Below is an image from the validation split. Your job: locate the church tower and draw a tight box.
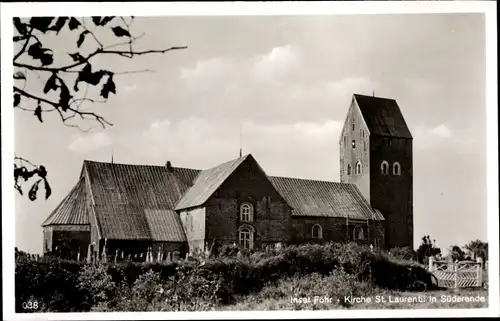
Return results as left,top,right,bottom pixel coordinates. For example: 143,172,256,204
339,94,413,249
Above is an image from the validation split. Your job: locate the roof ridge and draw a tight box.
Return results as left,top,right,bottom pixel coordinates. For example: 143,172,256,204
270,175,352,185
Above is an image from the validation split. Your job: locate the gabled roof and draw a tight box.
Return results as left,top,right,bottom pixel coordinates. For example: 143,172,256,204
269,176,384,220
354,94,412,139
83,161,198,241
42,177,89,226
175,155,249,211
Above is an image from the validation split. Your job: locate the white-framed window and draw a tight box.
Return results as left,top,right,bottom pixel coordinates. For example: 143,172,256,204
353,226,365,240
381,161,389,175
347,164,352,175
240,203,254,222
393,162,401,176
355,161,362,175
312,224,323,239
239,225,254,250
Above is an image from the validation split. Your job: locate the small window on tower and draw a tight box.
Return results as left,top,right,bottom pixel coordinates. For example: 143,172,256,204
393,162,401,176
347,164,352,175
355,161,362,175
381,161,389,175
352,118,355,131
352,140,356,149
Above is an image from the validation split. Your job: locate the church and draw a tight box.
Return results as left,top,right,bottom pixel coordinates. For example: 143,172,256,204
41,94,414,261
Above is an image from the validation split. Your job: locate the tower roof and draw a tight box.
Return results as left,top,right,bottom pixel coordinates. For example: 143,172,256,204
354,94,412,139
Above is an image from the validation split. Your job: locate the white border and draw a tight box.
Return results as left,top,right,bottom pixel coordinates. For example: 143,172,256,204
1,1,498,320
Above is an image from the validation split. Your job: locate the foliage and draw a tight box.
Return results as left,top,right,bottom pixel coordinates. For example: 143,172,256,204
388,246,417,261
14,242,449,312
448,245,466,262
415,235,441,265
464,239,488,262
12,16,187,200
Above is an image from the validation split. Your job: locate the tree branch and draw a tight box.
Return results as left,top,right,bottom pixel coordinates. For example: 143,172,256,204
14,27,34,61
100,46,188,58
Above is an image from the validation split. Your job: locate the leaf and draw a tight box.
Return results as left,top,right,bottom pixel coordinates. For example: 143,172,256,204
44,178,52,200
34,101,43,123
77,30,89,48
15,185,23,196
28,179,43,201
59,82,71,112
111,26,130,37
28,42,43,59
13,17,27,35
43,73,58,94
14,94,21,107
68,52,86,63
100,74,116,99
40,53,54,66
99,16,115,26
68,17,81,30
14,71,26,80
87,70,106,86
29,17,54,33
50,17,68,34
92,16,101,25
13,36,24,42
37,165,47,178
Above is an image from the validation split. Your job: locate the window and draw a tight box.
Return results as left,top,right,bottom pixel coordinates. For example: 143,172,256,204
347,164,352,175
393,162,401,176
352,140,356,149
343,135,347,146
172,251,180,262
353,226,365,240
240,203,253,222
312,224,323,239
352,116,355,131
355,161,362,175
381,161,389,175
239,226,254,250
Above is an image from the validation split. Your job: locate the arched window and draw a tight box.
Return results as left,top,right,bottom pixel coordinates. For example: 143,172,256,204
239,226,254,250
312,224,323,239
353,226,365,240
355,161,362,175
393,162,401,176
347,164,352,175
240,203,253,222
381,161,389,175
352,140,356,149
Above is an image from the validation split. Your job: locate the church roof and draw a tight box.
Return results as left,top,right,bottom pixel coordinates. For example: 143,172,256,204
175,155,248,211
42,177,89,226
269,176,384,220
354,94,412,139
44,155,384,241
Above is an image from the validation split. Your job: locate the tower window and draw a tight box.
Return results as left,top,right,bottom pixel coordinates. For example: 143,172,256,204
343,135,347,146
312,224,323,239
393,162,401,176
381,161,389,175
355,161,362,175
352,140,356,149
347,164,352,175
352,117,355,131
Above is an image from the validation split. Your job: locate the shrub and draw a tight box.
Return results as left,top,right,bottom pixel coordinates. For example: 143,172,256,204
77,263,117,309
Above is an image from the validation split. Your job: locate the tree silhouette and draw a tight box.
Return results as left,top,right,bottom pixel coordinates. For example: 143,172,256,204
415,235,441,264
13,16,187,201
448,245,466,262
464,239,488,262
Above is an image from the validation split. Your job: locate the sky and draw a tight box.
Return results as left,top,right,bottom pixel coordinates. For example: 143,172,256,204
13,13,487,254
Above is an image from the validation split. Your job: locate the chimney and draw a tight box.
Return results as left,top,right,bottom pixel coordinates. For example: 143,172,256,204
166,161,172,172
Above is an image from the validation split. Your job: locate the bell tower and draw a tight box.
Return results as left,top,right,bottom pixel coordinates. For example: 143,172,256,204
339,94,413,249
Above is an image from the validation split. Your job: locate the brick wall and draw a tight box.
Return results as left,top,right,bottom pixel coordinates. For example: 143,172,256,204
370,136,413,249
205,156,292,249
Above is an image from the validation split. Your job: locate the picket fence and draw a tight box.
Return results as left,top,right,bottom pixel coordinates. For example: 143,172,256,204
428,257,484,289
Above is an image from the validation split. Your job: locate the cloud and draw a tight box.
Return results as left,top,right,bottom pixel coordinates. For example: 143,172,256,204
137,117,342,180
430,124,452,138
251,45,300,82
68,132,112,154
179,57,235,91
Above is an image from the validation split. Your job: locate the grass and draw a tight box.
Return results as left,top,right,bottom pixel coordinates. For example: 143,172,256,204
219,272,489,311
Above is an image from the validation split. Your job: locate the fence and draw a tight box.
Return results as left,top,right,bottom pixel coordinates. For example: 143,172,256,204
428,257,484,289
